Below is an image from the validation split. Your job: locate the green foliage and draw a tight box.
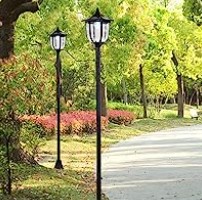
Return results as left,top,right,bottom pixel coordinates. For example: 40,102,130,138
62,63,94,111
183,0,202,26
160,109,178,118
0,117,21,195
0,146,7,194
144,8,177,98
8,0,202,120
108,101,142,118
20,122,45,160
112,15,137,44
0,134,14,195
147,107,159,119
0,55,55,116
168,11,202,78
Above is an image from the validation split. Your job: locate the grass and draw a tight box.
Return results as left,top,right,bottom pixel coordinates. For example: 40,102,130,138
0,165,95,200
1,116,202,199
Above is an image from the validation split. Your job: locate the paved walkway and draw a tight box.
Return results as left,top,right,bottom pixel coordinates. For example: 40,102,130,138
102,125,202,200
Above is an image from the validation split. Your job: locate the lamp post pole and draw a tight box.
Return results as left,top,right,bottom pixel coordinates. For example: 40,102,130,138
50,27,66,170
54,50,63,169
83,9,112,200
95,44,101,200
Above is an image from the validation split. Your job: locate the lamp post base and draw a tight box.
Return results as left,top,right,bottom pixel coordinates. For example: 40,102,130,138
54,159,63,169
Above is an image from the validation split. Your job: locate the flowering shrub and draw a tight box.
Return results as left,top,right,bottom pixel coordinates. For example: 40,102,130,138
108,110,135,125
20,109,135,136
20,111,108,135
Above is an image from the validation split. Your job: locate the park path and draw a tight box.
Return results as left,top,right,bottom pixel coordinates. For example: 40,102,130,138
102,125,202,200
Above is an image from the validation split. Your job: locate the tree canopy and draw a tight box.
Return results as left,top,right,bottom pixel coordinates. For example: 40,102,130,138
183,0,202,26
1,0,202,117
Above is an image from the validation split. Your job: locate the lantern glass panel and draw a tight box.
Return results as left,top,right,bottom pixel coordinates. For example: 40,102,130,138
60,36,66,49
101,23,109,43
50,37,54,49
89,23,95,42
93,22,101,43
86,23,92,43
51,35,61,50
87,22,102,43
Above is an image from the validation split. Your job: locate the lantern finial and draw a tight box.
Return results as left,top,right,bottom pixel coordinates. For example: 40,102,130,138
95,8,101,17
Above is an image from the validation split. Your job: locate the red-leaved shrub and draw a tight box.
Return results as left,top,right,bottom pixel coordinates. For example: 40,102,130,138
108,110,135,125
20,109,135,136
20,111,108,135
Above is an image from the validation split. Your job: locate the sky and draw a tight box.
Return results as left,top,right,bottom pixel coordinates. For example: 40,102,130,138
168,0,184,10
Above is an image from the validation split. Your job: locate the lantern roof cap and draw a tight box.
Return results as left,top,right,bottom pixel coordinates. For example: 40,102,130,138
50,27,67,37
84,8,112,23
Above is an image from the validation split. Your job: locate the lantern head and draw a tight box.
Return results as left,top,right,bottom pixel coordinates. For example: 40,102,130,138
84,8,112,46
50,28,66,51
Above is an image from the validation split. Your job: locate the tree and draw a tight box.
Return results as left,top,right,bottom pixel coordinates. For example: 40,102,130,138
0,55,55,162
182,0,202,106
141,7,177,114
183,0,202,26
169,10,202,116
0,0,43,59
105,0,152,112
139,64,147,118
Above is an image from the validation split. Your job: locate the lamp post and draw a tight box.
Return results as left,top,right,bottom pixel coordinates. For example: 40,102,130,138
50,27,66,169
84,8,112,200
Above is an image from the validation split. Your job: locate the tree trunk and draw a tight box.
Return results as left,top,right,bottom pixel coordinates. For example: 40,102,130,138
155,96,161,113
0,137,37,164
189,90,195,105
184,85,188,104
172,97,176,104
163,0,169,7
177,74,184,118
196,88,199,108
100,82,107,117
0,116,37,164
163,96,169,108
0,0,43,59
0,23,14,59
122,79,128,104
139,64,147,118
171,51,184,118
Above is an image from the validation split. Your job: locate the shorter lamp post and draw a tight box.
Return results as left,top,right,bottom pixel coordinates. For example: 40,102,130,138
50,27,66,169
84,8,112,200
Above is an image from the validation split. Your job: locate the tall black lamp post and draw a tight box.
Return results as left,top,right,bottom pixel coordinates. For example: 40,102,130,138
50,27,66,169
84,8,112,200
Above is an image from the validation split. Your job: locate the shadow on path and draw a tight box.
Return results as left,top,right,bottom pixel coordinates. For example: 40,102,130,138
102,125,202,200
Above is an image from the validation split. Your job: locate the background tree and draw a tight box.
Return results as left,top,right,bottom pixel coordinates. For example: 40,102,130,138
169,10,202,116
0,55,54,162
0,0,43,59
183,0,202,26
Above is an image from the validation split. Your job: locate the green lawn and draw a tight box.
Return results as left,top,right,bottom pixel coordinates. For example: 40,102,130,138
1,117,202,199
